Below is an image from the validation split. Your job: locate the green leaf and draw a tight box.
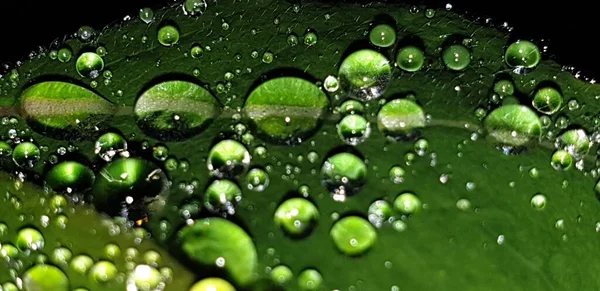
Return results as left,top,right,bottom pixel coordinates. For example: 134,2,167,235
1,1,600,291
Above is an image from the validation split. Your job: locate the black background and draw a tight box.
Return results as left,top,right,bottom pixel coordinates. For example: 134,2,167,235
0,0,595,76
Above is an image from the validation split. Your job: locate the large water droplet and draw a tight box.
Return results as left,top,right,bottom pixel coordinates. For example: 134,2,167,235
321,152,367,201
484,104,542,148
45,161,95,193
207,139,251,178
377,99,425,140
22,265,69,291
338,49,392,101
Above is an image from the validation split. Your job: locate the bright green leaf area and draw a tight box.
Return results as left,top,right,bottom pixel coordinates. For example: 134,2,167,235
1,0,600,291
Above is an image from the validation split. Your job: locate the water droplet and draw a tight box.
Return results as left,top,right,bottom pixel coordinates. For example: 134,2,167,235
51,247,73,265
207,140,251,178
16,227,45,251
425,8,436,18
95,132,128,161
297,269,323,291
245,168,269,192
243,77,329,144
270,264,293,285
303,31,318,46
368,200,393,228
22,265,69,291
484,104,542,148
135,80,221,141
388,165,405,184
505,40,541,70
57,47,72,62
90,261,118,283
183,0,208,16
262,51,274,64
338,49,392,101
76,52,104,78
157,25,180,46
493,79,515,96
139,8,155,23
551,150,573,170
337,114,371,145
369,24,396,48
103,244,121,259
77,25,96,42
45,161,95,193
12,142,40,168
442,44,471,71
414,138,429,156
532,87,562,115
393,192,422,214
323,75,339,92
204,179,242,216
531,194,547,210
274,198,319,237
396,46,425,72
556,129,590,159
377,99,426,140
127,264,163,291
287,33,299,46
321,152,367,201
330,216,376,256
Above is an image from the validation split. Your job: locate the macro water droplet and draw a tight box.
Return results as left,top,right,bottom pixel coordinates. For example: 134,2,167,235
321,152,367,201
532,87,562,115
531,194,547,210
274,198,319,238
339,100,364,115
135,80,221,141
493,79,515,96
77,25,95,43
51,247,73,265
207,139,251,178
76,52,104,78
157,25,180,47
95,132,128,161
396,46,425,72
45,161,95,193
287,34,299,46
127,264,163,291
368,200,393,228
442,44,471,71
425,8,436,18
338,49,392,101
337,114,370,145
303,31,318,46
22,265,69,291
369,24,396,48
393,192,422,214
505,40,541,70
189,277,235,291
245,168,269,191
103,244,121,259
297,269,323,291
243,77,329,144
551,150,573,170
414,138,429,156
330,216,376,256
389,165,405,184
204,179,242,216
57,47,72,63
139,8,155,24
377,99,426,140
183,0,208,16
16,227,44,251
70,255,93,274
270,264,294,285
323,75,339,92
484,104,542,148
12,142,40,168
90,261,118,283
555,129,590,158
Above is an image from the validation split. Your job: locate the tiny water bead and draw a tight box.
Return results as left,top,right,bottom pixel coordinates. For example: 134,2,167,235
134,80,221,141
0,141,11,156
339,100,364,115
57,47,72,62
44,161,95,193
442,44,471,71
531,194,547,210
551,150,573,170
274,198,320,237
396,46,425,72
203,179,242,215
323,75,339,92
189,278,235,291
183,0,208,16
338,49,392,101
16,227,45,251
414,138,429,156
90,261,118,283
556,129,590,158
77,25,95,42
103,244,121,259
484,104,542,147
493,79,515,96
95,132,128,161
139,8,155,24
368,200,393,228
330,216,377,256
75,52,104,78
12,142,40,168
190,45,204,58
287,34,299,46
152,145,169,161
532,87,563,115
297,269,323,291
262,51,274,64
270,265,293,285
377,99,426,140
51,247,73,265
369,24,396,48
207,139,251,177
337,114,371,145
22,265,69,291
243,77,329,144
158,25,180,46
321,152,367,201
245,168,269,191
504,40,541,70
303,31,318,46
1,244,18,259
393,192,422,214
389,165,405,184
128,264,162,291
